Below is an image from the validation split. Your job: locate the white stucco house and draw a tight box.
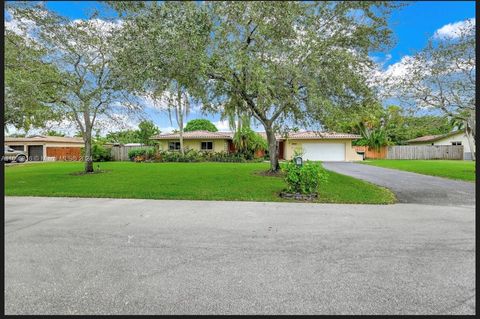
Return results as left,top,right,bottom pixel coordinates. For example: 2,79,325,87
407,130,475,160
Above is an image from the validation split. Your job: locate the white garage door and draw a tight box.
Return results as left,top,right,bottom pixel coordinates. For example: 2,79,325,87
302,143,345,161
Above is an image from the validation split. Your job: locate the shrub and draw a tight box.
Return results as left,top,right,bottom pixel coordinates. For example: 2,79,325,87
282,161,328,194
81,143,111,162
233,126,267,159
155,150,247,163
128,147,155,161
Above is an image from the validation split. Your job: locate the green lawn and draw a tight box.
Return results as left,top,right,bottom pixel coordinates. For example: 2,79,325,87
5,162,395,204
361,160,475,182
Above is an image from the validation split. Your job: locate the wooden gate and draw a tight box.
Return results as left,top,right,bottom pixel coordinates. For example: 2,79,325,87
353,146,387,159
110,145,140,161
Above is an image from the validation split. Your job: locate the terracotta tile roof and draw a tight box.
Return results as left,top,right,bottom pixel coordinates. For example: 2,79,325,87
152,130,360,140
286,131,361,140
407,135,442,143
152,130,234,140
257,132,286,140
5,135,84,144
407,130,463,143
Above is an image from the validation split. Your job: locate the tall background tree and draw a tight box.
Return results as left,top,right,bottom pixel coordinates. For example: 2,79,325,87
322,103,455,145
9,4,141,172
184,119,218,132
382,18,475,159
137,120,160,145
110,1,211,155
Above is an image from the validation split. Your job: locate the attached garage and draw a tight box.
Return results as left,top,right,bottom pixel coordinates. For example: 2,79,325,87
283,131,364,162
28,145,44,161
302,143,345,161
5,135,84,161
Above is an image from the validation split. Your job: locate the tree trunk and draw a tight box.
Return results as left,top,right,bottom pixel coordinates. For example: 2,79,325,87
465,125,476,161
265,126,280,172
177,87,185,155
84,132,94,173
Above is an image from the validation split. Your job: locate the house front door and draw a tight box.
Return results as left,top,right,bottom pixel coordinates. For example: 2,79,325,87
278,141,285,160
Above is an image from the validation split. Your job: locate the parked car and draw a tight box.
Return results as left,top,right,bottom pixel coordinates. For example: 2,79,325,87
3,146,27,163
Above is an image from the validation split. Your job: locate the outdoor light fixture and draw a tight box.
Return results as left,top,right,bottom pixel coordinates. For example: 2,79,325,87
294,156,303,167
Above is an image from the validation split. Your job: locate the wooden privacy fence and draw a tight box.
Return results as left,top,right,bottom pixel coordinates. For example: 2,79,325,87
386,145,463,160
353,146,387,159
110,145,144,161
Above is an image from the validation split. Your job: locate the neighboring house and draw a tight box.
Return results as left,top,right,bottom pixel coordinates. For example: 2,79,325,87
5,135,84,161
152,130,363,161
407,130,474,160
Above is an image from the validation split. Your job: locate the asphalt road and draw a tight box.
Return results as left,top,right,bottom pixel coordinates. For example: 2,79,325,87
5,197,475,315
323,162,475,206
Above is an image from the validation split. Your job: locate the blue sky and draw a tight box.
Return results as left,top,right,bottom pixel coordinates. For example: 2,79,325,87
20,1,478,133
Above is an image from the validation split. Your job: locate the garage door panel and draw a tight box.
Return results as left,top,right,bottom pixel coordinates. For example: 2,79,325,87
46,147,82,161
302,143,345,161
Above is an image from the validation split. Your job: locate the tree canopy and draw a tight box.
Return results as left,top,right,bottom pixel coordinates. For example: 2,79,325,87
184,119,218,132
380,18,475,158
7,3,141,172
5,26,64,132
111,1,400,171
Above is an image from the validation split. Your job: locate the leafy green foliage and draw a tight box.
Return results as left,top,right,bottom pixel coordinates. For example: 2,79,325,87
323,104,454,145
184,119,218,132
356,127,390,149
233,127,268,159
127,147,156,161
111,1,400,171
44,130,65,137
81,143,112,162
106,120,160,145
137,120,160,145
4,31,64,131
283,161,328,195
106,130,141,144
157,149,248,163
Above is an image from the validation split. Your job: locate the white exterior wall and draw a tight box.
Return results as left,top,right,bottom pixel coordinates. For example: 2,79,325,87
412,131,474,160
432,132,471,153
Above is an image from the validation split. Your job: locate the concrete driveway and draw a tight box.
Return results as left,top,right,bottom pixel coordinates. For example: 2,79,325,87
5,197,475,315
323,162,475,206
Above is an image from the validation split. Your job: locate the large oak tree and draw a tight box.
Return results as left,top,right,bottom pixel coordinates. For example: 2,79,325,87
112,1,399,171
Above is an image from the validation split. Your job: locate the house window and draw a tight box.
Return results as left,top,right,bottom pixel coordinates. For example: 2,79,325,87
451,141,462,146
201,141,213,151
168,141,181,150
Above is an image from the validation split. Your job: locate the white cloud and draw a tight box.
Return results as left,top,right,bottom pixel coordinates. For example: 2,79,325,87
159,126,176,133
213,120,232,131
433,18,475,39
382,55,415,78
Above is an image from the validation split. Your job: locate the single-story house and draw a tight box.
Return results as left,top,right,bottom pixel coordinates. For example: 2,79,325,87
407,130,474,160
152,130,363,161
5,135,84,161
